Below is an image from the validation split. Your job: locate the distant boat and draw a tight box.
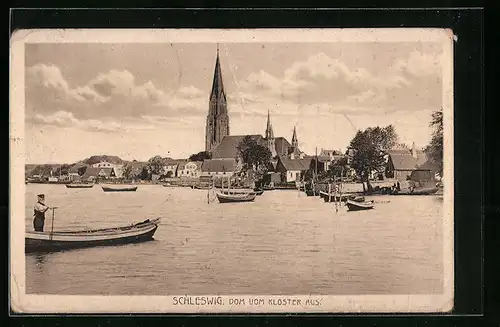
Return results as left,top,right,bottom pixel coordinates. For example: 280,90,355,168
216,192,256,203
162,183,178,188
319,191,356,202
390,187,439,196
262,185,275,191
65,183,94,189
25,218,160,253
101,184,138,192
346,199,374,211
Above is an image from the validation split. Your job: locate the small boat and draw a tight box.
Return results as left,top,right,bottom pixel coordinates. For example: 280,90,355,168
262,185,275,191
216,192,256,203
101,184,138,192
162,183,178,188
390,187,439,196
320,191,356,202
193,185,211,190
346,199,374,211
25,218,160,253
65,183,94,189
305,189,317,196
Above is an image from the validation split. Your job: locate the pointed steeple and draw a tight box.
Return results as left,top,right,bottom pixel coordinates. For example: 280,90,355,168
206,45,230,152
292,126,298,148
210,43,226,104
265,110,274,139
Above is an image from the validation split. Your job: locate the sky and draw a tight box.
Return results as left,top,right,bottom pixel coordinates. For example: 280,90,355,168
24,41,445,164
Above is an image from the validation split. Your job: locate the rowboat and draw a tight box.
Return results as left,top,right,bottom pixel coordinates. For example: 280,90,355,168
65,183,94,189
262,185,275,191
101,184,138,192
390,187,439,196
216,192,256,203
346,199,374,211
25,218,160,253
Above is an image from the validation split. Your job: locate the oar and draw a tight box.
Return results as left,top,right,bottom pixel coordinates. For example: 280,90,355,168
49,206,59,241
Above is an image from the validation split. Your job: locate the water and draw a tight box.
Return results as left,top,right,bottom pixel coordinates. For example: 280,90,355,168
25,184,444,295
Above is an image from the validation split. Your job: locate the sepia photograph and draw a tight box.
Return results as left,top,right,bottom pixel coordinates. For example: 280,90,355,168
10,28,454,313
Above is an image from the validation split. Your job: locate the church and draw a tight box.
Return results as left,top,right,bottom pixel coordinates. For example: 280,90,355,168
205,47,304,161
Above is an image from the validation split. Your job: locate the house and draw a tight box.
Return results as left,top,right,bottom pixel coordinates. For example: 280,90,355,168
162,159,188,178
177,161,203,178
385,143,435,181
81,167,117,181
200,158,238,178
92,161,120,169
276,156,311,183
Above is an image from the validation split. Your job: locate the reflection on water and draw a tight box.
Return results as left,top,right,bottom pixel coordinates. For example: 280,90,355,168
25,184,445,295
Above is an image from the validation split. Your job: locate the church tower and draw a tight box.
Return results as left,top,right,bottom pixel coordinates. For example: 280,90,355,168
205,45,230,152
291,126,298,148
265,110,277,157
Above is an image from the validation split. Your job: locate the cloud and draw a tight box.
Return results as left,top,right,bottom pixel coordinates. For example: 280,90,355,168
26,64,208,123
234,50,443,116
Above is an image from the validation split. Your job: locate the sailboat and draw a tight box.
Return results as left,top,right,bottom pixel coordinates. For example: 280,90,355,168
216,176,256,203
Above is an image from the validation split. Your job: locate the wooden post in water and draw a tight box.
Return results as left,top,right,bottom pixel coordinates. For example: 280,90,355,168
328,183,331,202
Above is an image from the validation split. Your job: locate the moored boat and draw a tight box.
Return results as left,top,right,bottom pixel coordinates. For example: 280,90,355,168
25,218,160,253
346,199,374,211
390,187,439,196
101,184,138,192
320,191,356,202
65,183,94,189
216,192,256,203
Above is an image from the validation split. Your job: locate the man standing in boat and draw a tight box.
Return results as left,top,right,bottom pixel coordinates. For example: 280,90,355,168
33,194,51,232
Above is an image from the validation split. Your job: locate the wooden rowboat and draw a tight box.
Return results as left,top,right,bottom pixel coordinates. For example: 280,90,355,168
216,192,256,203
101,185,138,192
346,199,374,211
65,183,94,189
25,218,160,253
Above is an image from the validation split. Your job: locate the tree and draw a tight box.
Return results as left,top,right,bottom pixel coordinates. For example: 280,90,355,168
77,166,88,176
348,125,398,193
424,110,443,175
122,163,133,180
189,151,212,162
54,164,71,176
328,157,349,179
146,155,165,176
236,136,272,179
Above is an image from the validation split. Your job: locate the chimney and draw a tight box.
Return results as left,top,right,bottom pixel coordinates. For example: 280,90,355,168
290,152,295,160
412,142,417,158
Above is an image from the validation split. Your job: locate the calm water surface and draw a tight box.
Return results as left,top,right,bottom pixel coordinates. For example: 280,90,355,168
25,184,444,295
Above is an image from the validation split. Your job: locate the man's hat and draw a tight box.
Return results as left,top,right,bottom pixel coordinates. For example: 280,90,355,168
37,194,45,198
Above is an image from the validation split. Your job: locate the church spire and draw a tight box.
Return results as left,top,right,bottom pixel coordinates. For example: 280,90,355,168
292,126,298,148
265,110,274,139
210,43,226,104
205,45,230,152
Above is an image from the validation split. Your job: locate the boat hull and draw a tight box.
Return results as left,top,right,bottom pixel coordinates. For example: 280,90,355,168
25,219,159,253
216,192,256,203
101,186,138,192
65,184,94,189
320,191,356,202
346,200,374,211
390,188,439,195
